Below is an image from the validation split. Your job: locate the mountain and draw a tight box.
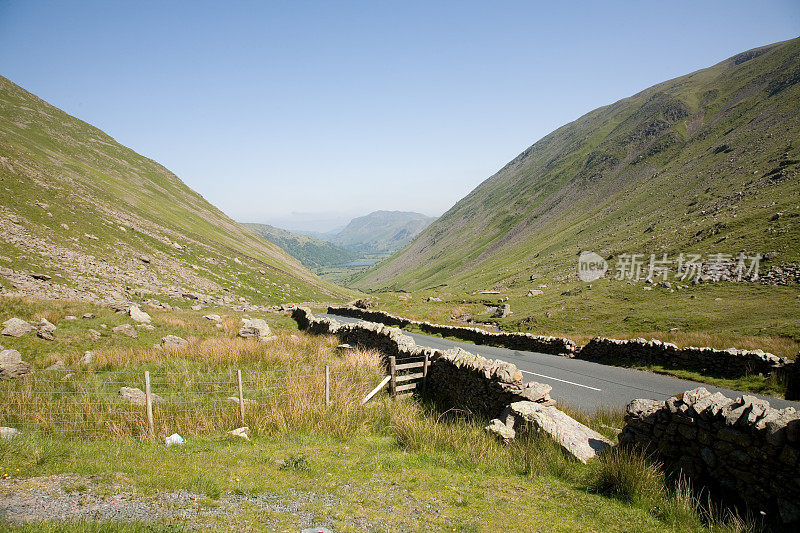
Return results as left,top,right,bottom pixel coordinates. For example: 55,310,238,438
0,75,345,306
354,39,800,292
243,223,360,270
331,211,436,253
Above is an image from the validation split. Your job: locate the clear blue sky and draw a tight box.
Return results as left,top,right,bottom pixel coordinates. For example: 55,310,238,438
1,1,798,232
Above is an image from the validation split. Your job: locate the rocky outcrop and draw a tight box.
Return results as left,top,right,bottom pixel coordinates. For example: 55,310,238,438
238,318,273,341
0,349,33,380
1,318,33,337
112,324,137,338
161,335,188,348
620,387,800,526
36,319,56,341
119,387,162,406
489,401,612,463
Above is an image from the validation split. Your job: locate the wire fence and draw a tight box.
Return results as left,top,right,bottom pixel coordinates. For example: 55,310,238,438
0,365,383,439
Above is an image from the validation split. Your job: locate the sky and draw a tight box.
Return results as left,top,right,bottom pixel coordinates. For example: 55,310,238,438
1,1,798,232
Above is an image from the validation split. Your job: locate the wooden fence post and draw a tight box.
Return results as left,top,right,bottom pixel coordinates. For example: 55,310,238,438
389,356,397,398
422,351,430,391
237,369,245,423
325,365,331,405
144,370,154,438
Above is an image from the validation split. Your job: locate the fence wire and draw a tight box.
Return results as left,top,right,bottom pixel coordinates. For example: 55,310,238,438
0,365,383,439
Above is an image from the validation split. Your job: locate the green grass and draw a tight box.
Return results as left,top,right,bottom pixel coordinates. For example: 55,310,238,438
0,296,759,531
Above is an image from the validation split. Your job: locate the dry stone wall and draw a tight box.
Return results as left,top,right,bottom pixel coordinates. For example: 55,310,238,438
580,337,790,379
620,387,800,526
327,305,576,356
326,306,796,384
292,307,553,419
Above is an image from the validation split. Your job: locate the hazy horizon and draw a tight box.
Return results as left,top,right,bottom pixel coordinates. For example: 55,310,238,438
1,1,798,228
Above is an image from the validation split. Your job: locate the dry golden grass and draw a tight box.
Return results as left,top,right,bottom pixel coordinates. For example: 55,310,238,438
0,332,389,440
32,309,65,324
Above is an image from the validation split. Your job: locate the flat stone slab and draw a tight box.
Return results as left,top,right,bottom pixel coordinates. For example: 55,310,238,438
508,401,612,463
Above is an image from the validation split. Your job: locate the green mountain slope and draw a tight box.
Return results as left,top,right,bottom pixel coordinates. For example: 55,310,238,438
355,39,800,292
242,222,360,270
0,75,346,306
332,210,435,253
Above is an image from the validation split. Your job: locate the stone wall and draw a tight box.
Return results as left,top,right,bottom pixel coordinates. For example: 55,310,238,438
291,307,553,418
580,337,790,379
327,305,576,356
620,387,800,526
326,306,795,383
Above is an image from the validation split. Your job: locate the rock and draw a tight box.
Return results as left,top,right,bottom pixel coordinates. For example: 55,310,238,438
63,315,77,321
507,401,612,463
165,433,186,446
79,351,92,365
137,323,155,331
0,427,19,439
119,386,162,406
493,304,511,318
191,305,202,311
182,292,200,300
486,418,515,440
139,255,151,264
87,329,101,339
425,296,442,302
112,324,138,338
161,335,188,348
526,289,544,297
518,381,553,402
215,323,224,330
238,318,272,340
45,360,66,371
203,314,222,322
30,273,52,281
36,319,57,341
0,349,34,380
82,313,95,319
336,343,354,353
228,426,251,441
128,304,152,324
2,317,33,337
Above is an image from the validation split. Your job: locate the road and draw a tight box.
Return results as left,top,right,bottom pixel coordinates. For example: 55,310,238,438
322,313,800,413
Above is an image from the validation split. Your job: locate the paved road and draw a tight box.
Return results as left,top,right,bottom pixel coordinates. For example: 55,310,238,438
322,313,800,413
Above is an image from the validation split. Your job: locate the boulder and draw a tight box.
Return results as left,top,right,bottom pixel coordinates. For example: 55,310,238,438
79,351,92,365
113,324,138,338
191,304,202,311
37,319,57,341
228,426,251,441
82,313,95,319
128,304,152,324
165,433,186,446
527,290,544,297
161,335,188,348
493,304,511,318
119,386,162,406
505,401,612,463
0,427,19,439
0,349,34,380
87,328,102,339
137,324,156,331
238,318,272,341
63,315,78,321
203,314,222,322
517,381,553,402
2,318,33,337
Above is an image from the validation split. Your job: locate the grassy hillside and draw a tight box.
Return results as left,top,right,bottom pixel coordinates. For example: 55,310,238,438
332,210,435,253
243,222,360,270
355,39,800,293
0,75,347,306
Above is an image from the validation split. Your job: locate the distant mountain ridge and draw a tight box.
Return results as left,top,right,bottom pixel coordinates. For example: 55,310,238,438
0,75,344,306
243,223,360,270
354,39,800,291
330,210,435,253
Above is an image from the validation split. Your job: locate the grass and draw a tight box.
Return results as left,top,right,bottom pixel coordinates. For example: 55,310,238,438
0,296,761,531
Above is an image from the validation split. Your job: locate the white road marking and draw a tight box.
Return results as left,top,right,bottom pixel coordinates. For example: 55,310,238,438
520,370,602,391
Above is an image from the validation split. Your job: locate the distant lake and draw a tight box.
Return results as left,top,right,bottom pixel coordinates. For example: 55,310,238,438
339,260,376,267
